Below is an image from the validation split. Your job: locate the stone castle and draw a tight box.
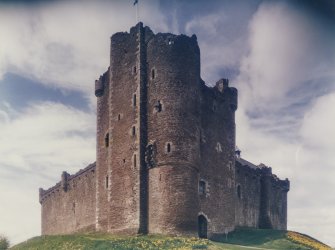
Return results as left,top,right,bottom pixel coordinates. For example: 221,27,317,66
39,23,290,239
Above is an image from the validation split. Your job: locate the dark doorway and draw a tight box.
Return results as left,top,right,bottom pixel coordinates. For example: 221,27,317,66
198,215,208,238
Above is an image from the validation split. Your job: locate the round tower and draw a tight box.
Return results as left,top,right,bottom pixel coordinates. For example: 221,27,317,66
146,33,201,235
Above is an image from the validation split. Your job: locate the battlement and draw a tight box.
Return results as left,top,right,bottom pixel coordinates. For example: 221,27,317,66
236,159,290,192
39,162,96,204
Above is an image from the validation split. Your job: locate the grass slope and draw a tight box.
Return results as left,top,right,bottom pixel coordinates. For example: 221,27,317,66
11,229,332,250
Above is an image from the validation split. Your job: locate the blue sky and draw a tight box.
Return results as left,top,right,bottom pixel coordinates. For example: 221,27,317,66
0,0,334,247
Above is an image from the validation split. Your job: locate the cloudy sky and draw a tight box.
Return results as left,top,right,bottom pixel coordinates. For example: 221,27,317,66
0,0,334,247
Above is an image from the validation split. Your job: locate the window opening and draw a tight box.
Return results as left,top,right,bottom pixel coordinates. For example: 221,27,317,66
237,185,241,199
199,180,206,195
118,114,121,121
133,94,137,106
133,66,136,74
154,100,162,112
166,143,171,153
151,68,155,79
105,133,109,147
105,176,109,189
132,126,136,136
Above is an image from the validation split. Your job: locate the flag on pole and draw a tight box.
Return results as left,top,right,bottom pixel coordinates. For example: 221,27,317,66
134,0,138,5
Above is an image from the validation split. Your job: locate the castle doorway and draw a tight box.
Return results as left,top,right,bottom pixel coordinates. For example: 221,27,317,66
198,215,207,238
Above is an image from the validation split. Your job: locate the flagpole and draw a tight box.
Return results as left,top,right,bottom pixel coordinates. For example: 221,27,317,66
136,2,139,22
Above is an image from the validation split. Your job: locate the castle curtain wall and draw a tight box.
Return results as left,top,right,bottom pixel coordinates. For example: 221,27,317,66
235,163,261,228
40,164,96,235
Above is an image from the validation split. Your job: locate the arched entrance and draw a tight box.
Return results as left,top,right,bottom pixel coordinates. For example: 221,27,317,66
198,215,208,238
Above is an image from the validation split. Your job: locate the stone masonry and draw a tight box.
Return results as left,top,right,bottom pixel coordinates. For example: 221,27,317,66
39,23,290,239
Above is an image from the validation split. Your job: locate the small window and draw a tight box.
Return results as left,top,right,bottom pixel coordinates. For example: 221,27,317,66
105,133,109,147
166,143,171,153
123,159,126,163
199,180,206,195
154,100,162,112
237,185,241,199
133,94,137,106
133,66,137,74
133,154,137,168
118,114,121,121
132,126,136,136
105,176,109,189
151,68,155,79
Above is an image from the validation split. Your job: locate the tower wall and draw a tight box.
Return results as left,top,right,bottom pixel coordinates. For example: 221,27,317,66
95,70,110,231
199,80,237,237
107,26,142,234
146,33,201,235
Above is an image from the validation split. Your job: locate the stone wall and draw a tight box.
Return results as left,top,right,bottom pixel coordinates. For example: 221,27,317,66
146,32,201,236
259,166,289,230
235,159,290,230
235,159,261,228
40,163,96,235
95,70,110,231
107,24,143,234
199,79,237,237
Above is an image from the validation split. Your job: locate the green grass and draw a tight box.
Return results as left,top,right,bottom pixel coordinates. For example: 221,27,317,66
11,234,210,250
213,228,312,249
11,229,331,250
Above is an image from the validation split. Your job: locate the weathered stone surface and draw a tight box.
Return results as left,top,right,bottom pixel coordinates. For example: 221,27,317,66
39,23,290,238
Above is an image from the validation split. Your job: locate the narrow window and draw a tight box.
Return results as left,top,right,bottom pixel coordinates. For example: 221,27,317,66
151,68,155,79
133,94,137,106
133,66,136,74
132,126,136,136
133,154,137,168
105,176,109,189
123,159,126,163
105,133,109,147
199,180,206,195
118,114,121,121
154,100,162,112
237,185,241,199
166,143,171,153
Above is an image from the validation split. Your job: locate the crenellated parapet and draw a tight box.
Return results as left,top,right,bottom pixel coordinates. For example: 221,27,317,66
214,78,238,111
258,163,290,192
39,162,96,204
95,70,109,97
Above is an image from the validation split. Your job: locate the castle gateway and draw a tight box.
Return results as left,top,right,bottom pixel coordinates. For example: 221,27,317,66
39,23,289,239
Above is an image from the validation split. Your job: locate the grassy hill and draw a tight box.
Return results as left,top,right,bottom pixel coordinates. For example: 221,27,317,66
11,228,332,250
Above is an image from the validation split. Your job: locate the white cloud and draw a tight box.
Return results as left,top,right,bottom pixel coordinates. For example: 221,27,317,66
237,2,335,113
0,102,96,244
0,0,168,95
235,2,335,246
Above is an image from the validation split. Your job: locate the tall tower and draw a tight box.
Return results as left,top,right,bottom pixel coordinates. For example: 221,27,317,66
146,32,201,235
95,22,238,237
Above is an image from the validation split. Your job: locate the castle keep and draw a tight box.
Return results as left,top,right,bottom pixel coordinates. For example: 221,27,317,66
39,23,290,238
